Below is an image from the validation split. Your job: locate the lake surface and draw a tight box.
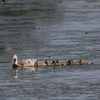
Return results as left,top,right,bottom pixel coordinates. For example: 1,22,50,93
0,0,100,100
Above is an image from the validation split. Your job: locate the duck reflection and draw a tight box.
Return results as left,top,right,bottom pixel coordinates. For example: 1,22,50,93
13,66,39,79
13,69,18,79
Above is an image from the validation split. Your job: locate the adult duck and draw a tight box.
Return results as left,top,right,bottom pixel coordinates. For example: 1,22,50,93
11,54,37,69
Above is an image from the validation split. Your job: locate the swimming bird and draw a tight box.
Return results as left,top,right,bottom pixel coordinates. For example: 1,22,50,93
11,54,37,69
78,59,93,65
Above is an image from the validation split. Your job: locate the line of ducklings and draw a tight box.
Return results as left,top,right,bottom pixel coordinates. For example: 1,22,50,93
36,59,93,67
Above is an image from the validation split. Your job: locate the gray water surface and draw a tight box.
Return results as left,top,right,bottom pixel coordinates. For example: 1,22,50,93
0,0,100,100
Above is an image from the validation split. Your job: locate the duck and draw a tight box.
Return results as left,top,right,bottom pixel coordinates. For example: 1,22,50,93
52,60,62,66
67,60,79,65
67,60,74,65
45,60,52,66
78,59,93,65
36,61,46,66
11,54,37,69
78,59,83,64
56,60,67,65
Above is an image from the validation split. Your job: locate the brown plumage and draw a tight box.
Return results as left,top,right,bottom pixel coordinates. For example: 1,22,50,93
78,59,93,65
36,61,46,66
11,54,37,69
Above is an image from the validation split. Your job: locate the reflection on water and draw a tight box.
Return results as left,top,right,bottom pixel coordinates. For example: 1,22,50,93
13,66,39,79
0,0,100,99
13,69,18,79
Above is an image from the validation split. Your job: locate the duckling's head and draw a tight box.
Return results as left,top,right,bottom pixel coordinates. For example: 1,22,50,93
79,59,83,63
52,60,56,64
56,60,60,63
11,54,18,60
45,60,49,64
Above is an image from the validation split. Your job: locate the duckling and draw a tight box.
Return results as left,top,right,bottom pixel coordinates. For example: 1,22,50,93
67,60,73,65
36,61,46,66
56,60,60,63
84,62,93,64
52,60,56,65
56,60,62,65
78,59,93,65
67,60,79,65
56,60,67,65
52,60,62,66
45,60,52,66
78,59,83,64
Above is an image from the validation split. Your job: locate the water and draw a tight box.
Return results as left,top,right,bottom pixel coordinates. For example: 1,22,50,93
0,0,100,99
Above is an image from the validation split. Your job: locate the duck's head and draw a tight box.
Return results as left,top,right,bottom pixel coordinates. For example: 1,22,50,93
79,59,83,63
56,60,60,63
45,60,49,64
11,54,18,60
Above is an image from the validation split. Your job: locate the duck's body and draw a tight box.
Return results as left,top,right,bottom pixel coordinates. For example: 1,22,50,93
78,59,93,65
52,60,62,66
11,54,37,69
36,61,47,66
45,60,52,66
